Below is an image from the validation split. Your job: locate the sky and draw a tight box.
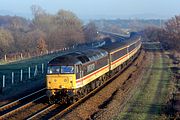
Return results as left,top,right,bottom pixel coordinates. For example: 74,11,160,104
0,0,180,20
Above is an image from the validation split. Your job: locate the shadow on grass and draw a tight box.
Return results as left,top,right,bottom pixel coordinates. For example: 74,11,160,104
0,75,46,102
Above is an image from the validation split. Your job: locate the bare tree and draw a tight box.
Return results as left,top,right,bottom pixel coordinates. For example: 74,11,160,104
53,10,85,47
142,26,162,42
0,6,88,57
83,21,98,42
142,15,180,52
37,36,47,54
164,15,180,51
0,28,14,56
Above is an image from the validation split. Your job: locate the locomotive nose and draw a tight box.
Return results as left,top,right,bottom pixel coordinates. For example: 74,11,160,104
46,74,75,90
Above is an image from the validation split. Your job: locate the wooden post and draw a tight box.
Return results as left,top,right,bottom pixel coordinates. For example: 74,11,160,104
4,54,7,61
28,53,30,58
20,53,23,59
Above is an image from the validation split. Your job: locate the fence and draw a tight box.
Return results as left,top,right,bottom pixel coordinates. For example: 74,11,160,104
0,40,104,64
0,63,45,93
0,45,76,64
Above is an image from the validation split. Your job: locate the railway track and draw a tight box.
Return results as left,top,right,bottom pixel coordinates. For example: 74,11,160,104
0,88,46,119
0,52,142,120
27,82,106,120
26,78,115,120
49,81,110,120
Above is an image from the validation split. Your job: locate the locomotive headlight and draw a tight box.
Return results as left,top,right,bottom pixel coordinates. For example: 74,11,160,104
64,79,68,82
54,79,57,82
59,85,64,88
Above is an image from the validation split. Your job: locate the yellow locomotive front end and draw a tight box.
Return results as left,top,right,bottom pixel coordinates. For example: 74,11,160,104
47,74,75,90
46,65,76,103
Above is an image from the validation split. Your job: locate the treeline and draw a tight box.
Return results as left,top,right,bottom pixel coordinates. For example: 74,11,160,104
94,19,164,33
0,5,98,58
142,15,180,52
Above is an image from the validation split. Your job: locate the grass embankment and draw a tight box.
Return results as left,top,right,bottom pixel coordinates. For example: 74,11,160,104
0,50,68,89
0,50,70,101
114,52,173,120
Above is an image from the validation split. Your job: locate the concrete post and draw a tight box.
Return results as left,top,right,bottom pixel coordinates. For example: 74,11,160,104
20,69,23,81
34,65,38,76
12,72,14,84
42,63,44,74
3,75,5,88
28,67,31,79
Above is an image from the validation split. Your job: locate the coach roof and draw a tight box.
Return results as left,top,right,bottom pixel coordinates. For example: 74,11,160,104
100,34,140,53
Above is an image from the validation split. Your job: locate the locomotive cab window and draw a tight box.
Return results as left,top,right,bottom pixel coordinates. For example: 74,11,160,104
47,66,60,74
61,66,74,74
47,66,74,74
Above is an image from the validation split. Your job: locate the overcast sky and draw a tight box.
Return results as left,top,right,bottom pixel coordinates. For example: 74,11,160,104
0,0,180,20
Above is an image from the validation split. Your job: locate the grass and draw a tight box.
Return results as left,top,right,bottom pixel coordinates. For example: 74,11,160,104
114,52,173,120
143,43,162,50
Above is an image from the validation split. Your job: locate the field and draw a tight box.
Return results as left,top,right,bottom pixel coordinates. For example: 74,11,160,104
114,51,173,120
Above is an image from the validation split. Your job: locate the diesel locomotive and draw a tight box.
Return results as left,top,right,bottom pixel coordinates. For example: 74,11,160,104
46,33,142,104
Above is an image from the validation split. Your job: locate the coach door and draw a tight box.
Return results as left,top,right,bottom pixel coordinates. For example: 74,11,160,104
80,65,84,85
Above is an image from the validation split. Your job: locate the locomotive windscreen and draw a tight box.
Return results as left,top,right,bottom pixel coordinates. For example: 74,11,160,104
47,66,74,74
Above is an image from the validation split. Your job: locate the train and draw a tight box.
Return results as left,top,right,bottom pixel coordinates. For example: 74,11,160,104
46,33,142,104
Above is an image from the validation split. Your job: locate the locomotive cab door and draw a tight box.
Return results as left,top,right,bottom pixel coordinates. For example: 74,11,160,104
75,65,81,79
75,64,83,86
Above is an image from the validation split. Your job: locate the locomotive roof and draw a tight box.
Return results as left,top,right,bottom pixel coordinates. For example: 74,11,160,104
48,55,81,65
48,49,108,65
